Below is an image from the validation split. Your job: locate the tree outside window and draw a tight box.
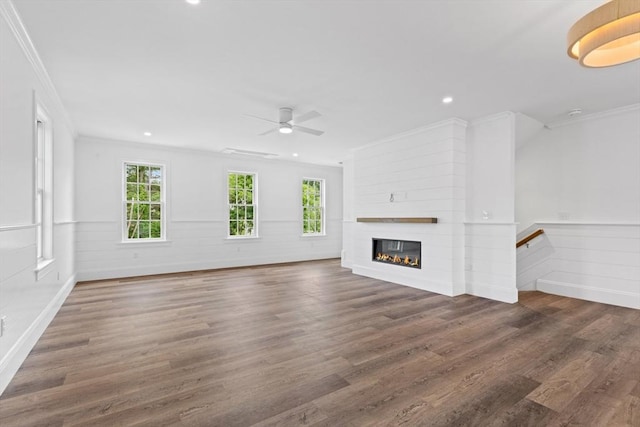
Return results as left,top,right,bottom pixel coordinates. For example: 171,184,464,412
302,178,324,235
125,163,164,240
228,172,256,237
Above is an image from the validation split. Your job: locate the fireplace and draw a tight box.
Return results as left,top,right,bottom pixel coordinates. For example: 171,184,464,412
372,238,421,269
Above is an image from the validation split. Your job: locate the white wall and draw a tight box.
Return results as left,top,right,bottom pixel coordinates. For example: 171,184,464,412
516,105,640,230
75,137,343,281
464,113,517,303
515,105,640,309
0,6,76,394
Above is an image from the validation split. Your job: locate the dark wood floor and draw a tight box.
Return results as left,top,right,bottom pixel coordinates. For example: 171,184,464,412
1,259,638,426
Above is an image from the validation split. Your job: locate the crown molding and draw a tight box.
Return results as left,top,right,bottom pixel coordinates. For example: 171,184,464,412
353,117,468,153
545,103,640,129
468,111,515,126
0,0,77,137
77,134,343,169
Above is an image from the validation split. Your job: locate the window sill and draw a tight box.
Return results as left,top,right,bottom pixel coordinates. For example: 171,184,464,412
35,258,55,281
118,239,172,247
225,236,260,241
301,233,327,238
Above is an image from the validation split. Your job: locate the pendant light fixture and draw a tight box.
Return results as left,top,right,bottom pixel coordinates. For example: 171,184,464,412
567,0,640,67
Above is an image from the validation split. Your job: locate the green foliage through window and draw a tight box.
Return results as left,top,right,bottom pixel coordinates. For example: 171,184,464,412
125,163,163,239
302,179,323,235
228,172,256,237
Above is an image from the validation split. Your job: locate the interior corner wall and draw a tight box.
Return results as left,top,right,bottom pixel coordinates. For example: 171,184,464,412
0,15,76,394
515,105,640,309
341,157,355,269
74,137,343,281
464,113,517,303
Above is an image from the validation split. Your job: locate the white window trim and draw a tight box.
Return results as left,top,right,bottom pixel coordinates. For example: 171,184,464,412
227,170,259,239
122,161,167,242
34,98,55,278
302,177,326,237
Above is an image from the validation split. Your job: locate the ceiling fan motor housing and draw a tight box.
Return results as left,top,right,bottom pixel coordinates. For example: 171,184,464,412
279,107,293,124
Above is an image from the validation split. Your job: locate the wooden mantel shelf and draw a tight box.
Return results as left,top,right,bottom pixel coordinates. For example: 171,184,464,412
356,217,438,224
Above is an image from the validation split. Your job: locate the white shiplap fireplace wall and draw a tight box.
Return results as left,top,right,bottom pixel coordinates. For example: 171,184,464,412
349,119,467,297
342,114,519,303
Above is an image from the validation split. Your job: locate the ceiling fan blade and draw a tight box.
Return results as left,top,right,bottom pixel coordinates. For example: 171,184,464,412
295,110,321,124
293,125,324,136
259,127,279,136
244,114,278,124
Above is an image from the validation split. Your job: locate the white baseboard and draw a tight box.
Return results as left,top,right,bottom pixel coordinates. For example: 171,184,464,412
466,281,518,304
517,281,537,291
537,279,640,309
0,274,76,396
76,255,341,282
352,264,460,297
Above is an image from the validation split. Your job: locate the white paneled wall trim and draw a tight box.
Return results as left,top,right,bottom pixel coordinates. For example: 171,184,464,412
516,222,640,309
464,221,518,225
75,217,343,282
536,221,640,226
465,223,518,303
0,224,35,231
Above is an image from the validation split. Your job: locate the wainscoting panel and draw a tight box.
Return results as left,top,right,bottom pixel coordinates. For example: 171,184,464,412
75,219,342,281
516,223,640,309
465,223,517,303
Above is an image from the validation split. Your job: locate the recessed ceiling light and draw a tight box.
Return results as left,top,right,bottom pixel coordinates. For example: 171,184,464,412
185,0,201,5
292,153,299,157
442,96,453,104
143,132,152,137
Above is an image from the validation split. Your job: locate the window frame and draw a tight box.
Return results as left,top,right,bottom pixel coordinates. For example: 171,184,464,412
34,101,55,279
122,161,166,242
302,177,325,236
227,171,258,239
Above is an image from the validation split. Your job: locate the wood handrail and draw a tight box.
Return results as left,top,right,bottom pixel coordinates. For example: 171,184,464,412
516,228,544,248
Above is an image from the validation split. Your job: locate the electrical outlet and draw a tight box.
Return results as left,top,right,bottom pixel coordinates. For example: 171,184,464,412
0,316,6,337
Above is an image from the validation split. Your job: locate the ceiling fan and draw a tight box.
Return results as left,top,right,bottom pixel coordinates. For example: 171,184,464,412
247,107,324,136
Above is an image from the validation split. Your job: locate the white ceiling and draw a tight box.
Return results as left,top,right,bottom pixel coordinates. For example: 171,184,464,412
12,0,640,165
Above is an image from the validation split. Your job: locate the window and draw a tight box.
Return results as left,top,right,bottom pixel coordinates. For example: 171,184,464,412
302,178,324,235
124,162,164,240
228,172,256,237
35,109,53,268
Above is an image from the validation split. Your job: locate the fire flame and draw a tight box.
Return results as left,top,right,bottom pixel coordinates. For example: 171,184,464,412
375,253,419,267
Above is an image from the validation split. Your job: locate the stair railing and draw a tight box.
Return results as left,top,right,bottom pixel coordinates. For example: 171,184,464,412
516,228,545,248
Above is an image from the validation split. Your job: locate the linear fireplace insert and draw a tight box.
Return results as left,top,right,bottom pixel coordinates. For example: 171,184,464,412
372,238,421,269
